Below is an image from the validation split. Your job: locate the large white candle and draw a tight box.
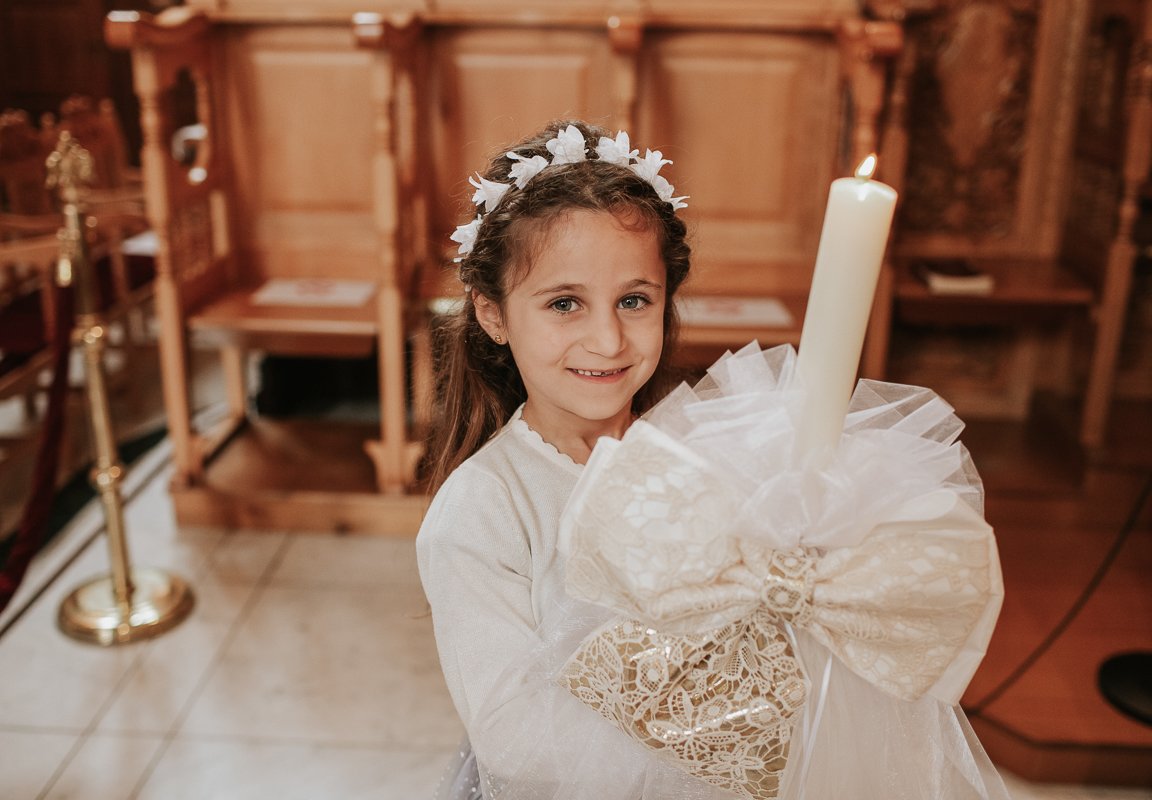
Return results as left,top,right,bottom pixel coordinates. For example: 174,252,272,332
794,155,897,466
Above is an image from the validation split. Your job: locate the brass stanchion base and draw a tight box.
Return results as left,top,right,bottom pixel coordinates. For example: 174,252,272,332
58,567,195,646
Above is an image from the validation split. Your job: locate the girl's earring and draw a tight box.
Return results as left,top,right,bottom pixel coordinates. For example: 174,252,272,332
494,334,504,344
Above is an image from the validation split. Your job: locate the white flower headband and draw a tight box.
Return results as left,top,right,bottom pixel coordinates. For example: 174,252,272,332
451,125,688,261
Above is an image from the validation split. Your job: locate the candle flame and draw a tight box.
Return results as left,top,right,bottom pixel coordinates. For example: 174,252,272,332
854,154,878,180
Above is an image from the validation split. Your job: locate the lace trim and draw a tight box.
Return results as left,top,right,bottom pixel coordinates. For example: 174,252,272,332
756,548,815,629
560,610,807,800
508,406,583,472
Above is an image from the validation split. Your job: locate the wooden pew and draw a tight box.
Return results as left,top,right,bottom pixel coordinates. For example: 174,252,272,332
0,109,152,437
109,1,903,533
354,4,903,382
106,7,426,533
0,235,59,433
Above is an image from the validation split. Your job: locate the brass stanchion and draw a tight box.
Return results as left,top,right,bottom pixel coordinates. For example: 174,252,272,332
51,132,194,645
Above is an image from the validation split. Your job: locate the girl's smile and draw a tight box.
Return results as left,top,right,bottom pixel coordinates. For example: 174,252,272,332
475,209,667,463
570,367,628,379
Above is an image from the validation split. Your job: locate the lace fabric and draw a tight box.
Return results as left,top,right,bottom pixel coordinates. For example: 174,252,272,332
561,609,806,799
552,343,1007,799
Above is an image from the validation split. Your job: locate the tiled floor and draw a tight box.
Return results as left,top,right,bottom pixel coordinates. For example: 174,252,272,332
0,440,1148,798
0,442,461,799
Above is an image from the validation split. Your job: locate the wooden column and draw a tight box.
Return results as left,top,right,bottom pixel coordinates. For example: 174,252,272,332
355,12,425,492
607,13,644,133
1082,6,1152,446
839,18,903,379
106,9,215,488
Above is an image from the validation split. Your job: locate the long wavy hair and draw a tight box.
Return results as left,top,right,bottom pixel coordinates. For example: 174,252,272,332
423,119,692,493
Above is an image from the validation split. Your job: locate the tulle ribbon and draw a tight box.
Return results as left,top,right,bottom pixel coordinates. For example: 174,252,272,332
555,343,1004,798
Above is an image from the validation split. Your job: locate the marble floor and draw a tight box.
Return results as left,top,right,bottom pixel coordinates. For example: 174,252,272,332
0,439,461,799
0,439,1147,799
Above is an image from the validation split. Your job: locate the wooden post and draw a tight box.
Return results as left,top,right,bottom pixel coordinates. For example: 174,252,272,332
607,13,644,134
1081,10,1152,447
355,12,425,492
838,18,903,379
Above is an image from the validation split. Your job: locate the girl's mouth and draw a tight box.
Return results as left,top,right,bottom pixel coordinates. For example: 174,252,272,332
571,367,626,378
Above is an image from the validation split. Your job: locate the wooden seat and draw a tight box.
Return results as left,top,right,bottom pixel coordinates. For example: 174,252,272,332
0,235,60,459
0,110,153,440
105,8,427,533
0,109,57,236
57,95,143,201
353,8,903,391
104,2,909,532
672,20,903,377
1,104,152,305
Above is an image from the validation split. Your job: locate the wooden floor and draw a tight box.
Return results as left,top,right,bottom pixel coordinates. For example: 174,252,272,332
2,341,1151,787
959,397,1152,786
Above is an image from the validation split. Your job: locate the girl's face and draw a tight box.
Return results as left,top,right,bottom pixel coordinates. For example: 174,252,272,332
476,209,667,445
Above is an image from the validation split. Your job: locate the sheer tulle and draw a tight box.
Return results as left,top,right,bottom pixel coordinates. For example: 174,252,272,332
453,343,1009,799
432,738,483,800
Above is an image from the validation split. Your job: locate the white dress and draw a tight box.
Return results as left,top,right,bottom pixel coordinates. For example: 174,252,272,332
418,344,1010,800
417,407,726,799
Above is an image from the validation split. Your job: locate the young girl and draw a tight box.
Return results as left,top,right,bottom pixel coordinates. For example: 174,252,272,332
417,120,1008,800
417,119,712,798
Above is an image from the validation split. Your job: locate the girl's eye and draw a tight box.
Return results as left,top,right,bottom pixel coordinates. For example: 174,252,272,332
549,297,578,313
619,294,650,310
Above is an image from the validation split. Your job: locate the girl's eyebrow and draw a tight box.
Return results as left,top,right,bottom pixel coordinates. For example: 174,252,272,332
532,282,584,297
626,278,665,292
531,278,664,297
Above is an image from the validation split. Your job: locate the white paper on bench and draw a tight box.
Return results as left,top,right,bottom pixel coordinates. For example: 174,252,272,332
677,296,794,328
250,279,377,307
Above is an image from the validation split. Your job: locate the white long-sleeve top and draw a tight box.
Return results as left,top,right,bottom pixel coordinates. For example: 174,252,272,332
416,408,725,799
417,407,580,728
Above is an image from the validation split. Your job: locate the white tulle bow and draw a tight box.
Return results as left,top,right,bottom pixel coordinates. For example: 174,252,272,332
559,343,1004,706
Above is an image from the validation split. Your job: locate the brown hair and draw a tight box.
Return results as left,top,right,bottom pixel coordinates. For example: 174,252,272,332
423,119,692,492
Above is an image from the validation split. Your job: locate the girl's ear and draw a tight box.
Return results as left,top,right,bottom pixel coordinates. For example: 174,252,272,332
472,291,506,343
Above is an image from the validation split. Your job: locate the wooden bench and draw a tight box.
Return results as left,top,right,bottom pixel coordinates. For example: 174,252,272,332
106,7,427,533
0,107,152,441
352,5,903,376
108,1,904,532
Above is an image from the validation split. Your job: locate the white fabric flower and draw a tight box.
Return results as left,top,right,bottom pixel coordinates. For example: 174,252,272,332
631,148,673,183
630,149,687,209
648,174,689,210
546,124,589,165
469,174,511,213
450,128,688,257
451,216,482,258
595,131,638,166
506,152,550,189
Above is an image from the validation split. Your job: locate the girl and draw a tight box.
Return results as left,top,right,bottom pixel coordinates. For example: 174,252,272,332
417,120,1008,800
417,119,714,798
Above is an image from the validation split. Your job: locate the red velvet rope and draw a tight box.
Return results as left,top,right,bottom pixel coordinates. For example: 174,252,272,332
0,278,76,614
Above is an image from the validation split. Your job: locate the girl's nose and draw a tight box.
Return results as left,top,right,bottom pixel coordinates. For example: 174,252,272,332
584,310,625,357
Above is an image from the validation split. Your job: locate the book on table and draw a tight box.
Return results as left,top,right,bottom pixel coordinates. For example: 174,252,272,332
912,259,995,296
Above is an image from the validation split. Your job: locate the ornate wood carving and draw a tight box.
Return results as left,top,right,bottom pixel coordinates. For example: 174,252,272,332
169,196,214,284
900,1,1039,240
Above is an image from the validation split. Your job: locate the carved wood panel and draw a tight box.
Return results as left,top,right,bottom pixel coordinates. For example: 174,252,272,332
426,26,617,246
637,30,840,295
219,25,379,281
895,0,1089,259
1063,1,1140,279
1062,0,1152,402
